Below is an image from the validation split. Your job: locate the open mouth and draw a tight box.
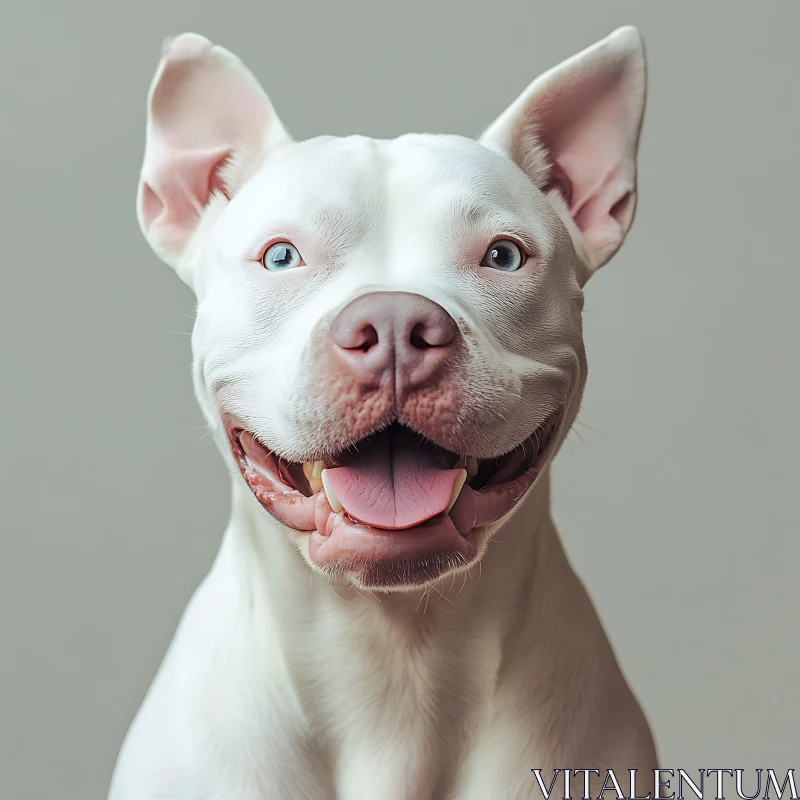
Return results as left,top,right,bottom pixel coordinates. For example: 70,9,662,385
228,414,560,586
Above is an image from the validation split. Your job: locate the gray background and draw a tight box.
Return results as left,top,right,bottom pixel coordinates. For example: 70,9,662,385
1,1,798,797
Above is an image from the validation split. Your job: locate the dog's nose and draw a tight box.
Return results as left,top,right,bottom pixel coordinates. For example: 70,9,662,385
329,292,458,388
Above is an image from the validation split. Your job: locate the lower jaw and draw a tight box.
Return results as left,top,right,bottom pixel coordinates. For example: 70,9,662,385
240,456,541,589
308,512,479,588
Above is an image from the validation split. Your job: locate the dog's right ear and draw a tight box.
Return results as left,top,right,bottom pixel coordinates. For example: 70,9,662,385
137,34,290,284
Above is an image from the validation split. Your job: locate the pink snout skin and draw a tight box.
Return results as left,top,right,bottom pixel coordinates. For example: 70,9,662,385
306,292,469,448
327,291,459,392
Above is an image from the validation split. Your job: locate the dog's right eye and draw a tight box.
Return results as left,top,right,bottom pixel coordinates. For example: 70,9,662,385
480,239,526,271
261,241,305,271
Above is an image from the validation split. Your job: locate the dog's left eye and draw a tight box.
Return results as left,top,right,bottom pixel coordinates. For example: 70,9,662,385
262,242,304,271
481,239,525,271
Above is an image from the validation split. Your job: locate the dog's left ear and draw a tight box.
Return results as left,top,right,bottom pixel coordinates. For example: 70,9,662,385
481,26,646,283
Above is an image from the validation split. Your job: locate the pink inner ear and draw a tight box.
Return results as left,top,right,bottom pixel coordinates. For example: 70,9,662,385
140,184,164,233
609,191,633,224
136,34,282,265
482,28,645,270
140,146,231,245
538,63,642,265
542,162,574,209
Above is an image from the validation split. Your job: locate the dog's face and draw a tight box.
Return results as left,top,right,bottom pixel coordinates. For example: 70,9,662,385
137,29,646,590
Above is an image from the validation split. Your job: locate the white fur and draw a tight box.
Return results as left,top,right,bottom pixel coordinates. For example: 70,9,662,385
110,27,657,799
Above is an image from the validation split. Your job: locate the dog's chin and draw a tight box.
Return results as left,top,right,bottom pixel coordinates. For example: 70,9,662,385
227,415,561,591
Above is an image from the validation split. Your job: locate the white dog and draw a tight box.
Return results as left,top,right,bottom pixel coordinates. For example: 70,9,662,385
109,26,657,800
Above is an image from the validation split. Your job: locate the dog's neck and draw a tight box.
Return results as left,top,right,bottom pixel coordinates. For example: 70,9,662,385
213,472,565,694
180,471,592,790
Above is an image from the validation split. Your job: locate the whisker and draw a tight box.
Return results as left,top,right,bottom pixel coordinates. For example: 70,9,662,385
432,586,455,606
328,580,349,604
573,418,602,437
191,430,213,447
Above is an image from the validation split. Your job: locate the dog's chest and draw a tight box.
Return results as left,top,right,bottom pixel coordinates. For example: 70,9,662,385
220,610,519,799
280,629,492,798
234,702,538,800
112,565,561,799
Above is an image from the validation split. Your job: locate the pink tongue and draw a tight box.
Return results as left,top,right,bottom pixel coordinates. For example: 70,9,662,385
323,429,464,530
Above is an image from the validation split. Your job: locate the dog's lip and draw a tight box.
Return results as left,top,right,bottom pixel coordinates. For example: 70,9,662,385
227,411,562,539
225,410,561,474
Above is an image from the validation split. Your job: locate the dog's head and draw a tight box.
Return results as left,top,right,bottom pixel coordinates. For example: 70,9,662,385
136,28,646,590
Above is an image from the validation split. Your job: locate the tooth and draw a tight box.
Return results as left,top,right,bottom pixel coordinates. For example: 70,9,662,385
320,469,343,513
445,469,468,514
303,460,326,493
466,457,479,478
454,455,467,469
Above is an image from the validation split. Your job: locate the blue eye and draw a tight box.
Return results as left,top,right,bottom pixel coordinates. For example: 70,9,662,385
481,239,525,271
262,241,304,271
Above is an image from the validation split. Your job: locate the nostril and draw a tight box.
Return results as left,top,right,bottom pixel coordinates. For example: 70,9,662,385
344,323,379,353
409,319,456,350
330,293,457,370
410,323,431,350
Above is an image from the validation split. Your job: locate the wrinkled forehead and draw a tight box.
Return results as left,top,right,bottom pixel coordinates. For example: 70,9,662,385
211,133,555,260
